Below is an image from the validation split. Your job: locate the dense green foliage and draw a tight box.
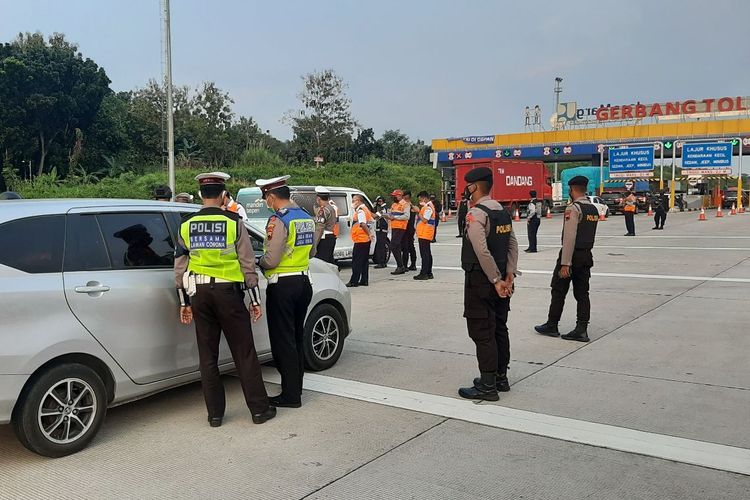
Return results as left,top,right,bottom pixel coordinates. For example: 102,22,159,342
5,155,441,202
0,33,432,194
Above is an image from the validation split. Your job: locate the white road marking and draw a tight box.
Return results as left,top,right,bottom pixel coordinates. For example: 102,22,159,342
262,370,750,476
420,266,750,283
434,243,750,251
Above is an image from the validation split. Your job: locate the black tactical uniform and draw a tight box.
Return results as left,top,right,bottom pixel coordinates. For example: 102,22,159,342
458,167,518,401
535,175,598,342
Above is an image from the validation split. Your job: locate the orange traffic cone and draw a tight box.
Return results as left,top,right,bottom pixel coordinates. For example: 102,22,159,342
513,208,520,221
716,205,724,218
546,209,553,219
740,206,746,214
730,203,736,215
599,211,606,221
698,208,707,221
441,212,447,222
647,204,653,216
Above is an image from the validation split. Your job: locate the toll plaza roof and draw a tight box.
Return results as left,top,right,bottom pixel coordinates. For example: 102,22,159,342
432,118,750,162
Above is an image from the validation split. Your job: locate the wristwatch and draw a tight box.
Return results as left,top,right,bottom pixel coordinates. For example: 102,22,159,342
490,276,500,284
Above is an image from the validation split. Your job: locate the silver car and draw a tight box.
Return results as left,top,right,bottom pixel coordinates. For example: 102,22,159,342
0,199,351,457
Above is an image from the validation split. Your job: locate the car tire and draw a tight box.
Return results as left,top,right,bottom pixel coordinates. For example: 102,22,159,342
303,303,346,371
12,363,107,458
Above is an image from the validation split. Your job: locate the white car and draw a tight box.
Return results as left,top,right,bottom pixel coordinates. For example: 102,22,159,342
587,195,609,218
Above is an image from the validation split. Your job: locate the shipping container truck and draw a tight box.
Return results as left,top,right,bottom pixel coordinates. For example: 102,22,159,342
454,159,553,215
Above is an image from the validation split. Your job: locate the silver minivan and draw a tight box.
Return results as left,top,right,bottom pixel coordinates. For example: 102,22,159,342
0,199,351,457
237,186,375,260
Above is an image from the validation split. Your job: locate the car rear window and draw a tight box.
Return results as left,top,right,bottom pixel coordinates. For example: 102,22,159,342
64,214,111,272
97,213,175,269
0,215,64,273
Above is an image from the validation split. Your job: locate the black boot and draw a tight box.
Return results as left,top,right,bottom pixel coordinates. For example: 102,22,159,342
534,321,560,337
459,372,499,401
561,321,590,342
391,267,406,275
473,372,511,392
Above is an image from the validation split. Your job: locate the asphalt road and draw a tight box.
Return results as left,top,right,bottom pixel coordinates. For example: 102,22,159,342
2,209,749,499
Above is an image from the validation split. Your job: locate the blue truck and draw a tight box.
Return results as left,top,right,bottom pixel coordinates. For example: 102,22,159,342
560,166,649,200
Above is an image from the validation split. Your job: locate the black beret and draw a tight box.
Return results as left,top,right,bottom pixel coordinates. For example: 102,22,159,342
464,167,493,185
568,175,589,187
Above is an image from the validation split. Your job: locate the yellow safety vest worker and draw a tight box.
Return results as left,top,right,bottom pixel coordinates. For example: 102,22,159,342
262,206,315,276
179,213,244,282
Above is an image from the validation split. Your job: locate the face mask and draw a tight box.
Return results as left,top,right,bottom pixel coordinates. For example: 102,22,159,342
265,195,273,210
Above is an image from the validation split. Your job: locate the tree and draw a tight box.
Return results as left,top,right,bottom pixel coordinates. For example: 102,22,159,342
352,128,382,161
379,129,411,163
285,69,357,164
0,33,110,176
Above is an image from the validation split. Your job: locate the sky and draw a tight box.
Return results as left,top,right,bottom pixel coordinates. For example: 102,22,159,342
1,0,748,142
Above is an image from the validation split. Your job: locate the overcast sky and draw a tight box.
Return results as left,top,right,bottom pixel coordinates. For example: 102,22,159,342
2,0,748,142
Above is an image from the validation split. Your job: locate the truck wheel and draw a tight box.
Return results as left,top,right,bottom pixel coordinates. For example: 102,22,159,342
12,363,107,457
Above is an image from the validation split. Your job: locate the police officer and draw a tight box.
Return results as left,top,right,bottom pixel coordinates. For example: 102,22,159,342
257,175,315,408
525,190,542,253
535,175,599,342
313,186,338,264
174,172,275,427
387,189,410,274
372,196,390,269
456,196,469,238
458,167,518,401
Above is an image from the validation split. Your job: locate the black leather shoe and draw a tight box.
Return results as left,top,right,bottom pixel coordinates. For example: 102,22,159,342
391,268,406,275
455,234,463,238
208,416,223,427
345,282,358,288
269,396,301,408
359,282,369,286
473,373,511,392
374,264,387,269
458,383,499,401
407,265,418,271
426,273,434,280
561,321,590,342
252,406,277,424
413,274,429,280
524,249,537,253
534,322,560,337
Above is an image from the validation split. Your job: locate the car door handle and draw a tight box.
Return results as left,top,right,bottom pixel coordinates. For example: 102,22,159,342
75,285,111,294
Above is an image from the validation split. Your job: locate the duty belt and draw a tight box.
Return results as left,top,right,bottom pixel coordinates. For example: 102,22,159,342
194,275,236,285
266,270,309,284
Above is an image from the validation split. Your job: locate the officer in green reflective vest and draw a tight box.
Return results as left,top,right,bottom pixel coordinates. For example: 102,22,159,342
257,175,315,408
174,172,276,427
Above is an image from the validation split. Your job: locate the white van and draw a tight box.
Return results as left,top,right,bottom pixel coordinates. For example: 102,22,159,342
237,186,375,261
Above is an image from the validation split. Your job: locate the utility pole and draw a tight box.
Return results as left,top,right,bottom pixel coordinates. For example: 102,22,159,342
553,77,563,131
162,0,175,199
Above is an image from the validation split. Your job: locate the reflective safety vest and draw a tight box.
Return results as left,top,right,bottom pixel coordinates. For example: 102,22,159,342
351,205,374,243
390,200,409,230
180,211,244,282
263,207,315,276
226,200,240,213
330,201,340,237
461,203,512,274
416,202,437,241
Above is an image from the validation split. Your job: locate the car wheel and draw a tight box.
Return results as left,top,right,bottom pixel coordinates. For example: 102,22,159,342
303,304,346,371
12,363,107,458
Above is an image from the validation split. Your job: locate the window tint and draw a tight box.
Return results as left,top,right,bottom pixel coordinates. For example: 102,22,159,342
0,215,64,273
98,213,175,269
64,214,110,272
290,192,317,217
331,194,349,216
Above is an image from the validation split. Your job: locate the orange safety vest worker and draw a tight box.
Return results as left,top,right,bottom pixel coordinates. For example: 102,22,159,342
330,200,341,237
390,200,409,230
416,201,437,241
351,205,374,243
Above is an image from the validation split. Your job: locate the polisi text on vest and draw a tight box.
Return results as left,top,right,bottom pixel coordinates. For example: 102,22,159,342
190,221,226,234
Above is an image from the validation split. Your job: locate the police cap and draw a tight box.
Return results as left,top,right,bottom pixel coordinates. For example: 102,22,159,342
256,175,291,197
195,172,231,186
568,175,589,187
464,167,493,186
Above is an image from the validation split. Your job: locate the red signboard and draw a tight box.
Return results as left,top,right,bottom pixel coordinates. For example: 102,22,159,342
596,96,748,121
